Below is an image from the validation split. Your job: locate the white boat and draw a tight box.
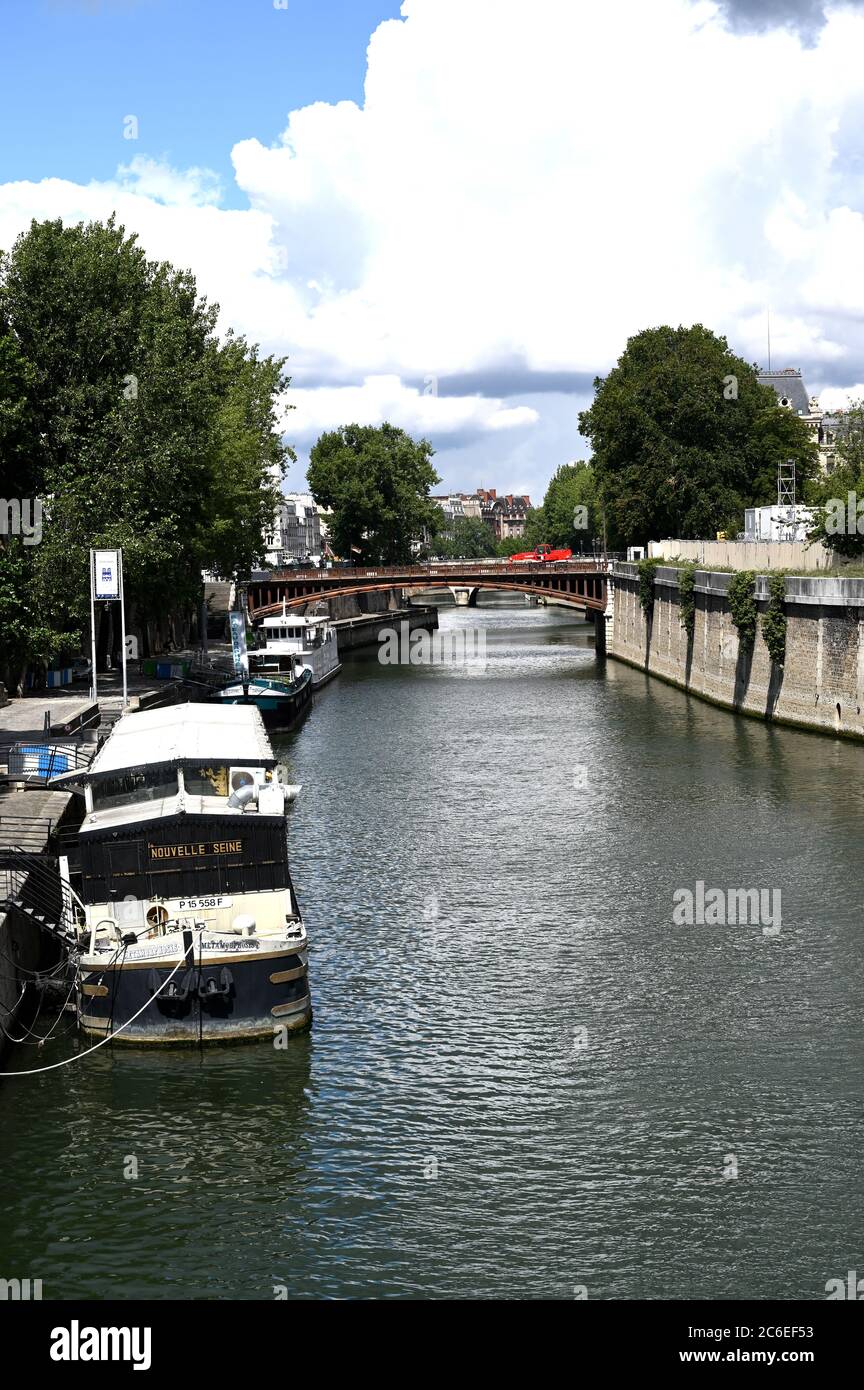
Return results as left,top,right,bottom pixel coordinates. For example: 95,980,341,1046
54,704,312,1044
249,609,342,690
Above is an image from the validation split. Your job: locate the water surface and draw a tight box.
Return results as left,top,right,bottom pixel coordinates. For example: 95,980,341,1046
1,601,862,1300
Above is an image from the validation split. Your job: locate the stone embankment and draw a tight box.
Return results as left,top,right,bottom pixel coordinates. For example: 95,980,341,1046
611,562,864,739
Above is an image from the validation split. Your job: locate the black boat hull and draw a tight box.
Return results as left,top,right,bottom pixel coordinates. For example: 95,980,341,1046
78,943,311,1044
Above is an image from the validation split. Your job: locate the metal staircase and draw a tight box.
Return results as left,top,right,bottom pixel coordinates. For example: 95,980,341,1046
0,847,84,945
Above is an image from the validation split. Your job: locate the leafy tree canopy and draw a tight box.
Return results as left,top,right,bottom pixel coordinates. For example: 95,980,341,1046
307,422,441,564
0,215,291,685
436,516,496,559
806,401,864,557
541,461,600,549
577,324,817,546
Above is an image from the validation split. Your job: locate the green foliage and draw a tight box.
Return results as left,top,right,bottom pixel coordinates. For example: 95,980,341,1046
0,329,39,498
806,401,864,557
520,506,547,549
637,556,660,615
0,215,291,685
307,422,441,564
727,570,757,653
543,461,600,549
678,560,697,640
578,324,817,547
518,464,602,552
436,517,496,559
761,573,787,666
494,533,528,557
0,538,77,689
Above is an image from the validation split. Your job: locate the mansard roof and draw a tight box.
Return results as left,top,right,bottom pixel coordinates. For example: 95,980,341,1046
757,369,811,415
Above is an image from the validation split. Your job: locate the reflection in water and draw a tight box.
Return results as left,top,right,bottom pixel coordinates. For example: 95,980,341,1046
1,600,863,1300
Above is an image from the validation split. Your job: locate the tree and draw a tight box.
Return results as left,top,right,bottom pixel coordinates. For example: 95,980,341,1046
495,533,529,557
542,461,600,550
0,328,48,688
0,215,291,684
199,334,292,581
521,506,547,549
578,324,817,546
437,517,496,558
307,422,441,563
806,402,864,557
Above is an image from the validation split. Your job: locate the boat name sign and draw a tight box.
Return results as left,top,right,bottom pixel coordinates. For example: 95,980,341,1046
148,839,244,860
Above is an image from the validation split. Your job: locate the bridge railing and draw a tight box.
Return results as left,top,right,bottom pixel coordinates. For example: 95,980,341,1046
262,559,605,582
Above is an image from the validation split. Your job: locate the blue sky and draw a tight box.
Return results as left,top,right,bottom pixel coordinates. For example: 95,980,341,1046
3,0,864,506
2,0,402,207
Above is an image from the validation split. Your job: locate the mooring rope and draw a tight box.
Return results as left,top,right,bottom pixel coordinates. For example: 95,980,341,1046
0,952,190,1076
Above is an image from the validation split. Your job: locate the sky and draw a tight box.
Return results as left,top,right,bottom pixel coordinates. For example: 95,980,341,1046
4,0,864,505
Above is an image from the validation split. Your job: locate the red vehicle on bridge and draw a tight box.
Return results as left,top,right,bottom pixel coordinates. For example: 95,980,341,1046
508,543,573,565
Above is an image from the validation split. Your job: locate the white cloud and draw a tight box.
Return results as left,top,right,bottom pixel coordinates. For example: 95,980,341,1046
3,0,864,492
820,384,864,410
285,374,538,445
114,155,223,208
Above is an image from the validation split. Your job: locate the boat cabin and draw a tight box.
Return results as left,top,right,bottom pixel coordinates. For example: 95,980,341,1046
255,613,334,653
54,704,295,920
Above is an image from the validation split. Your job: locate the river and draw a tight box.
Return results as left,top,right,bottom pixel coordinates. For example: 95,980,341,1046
1,599,863,1300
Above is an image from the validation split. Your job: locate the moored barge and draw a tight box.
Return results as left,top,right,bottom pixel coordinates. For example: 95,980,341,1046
212,662,313,731
55,704,311,1043
250,610,342,690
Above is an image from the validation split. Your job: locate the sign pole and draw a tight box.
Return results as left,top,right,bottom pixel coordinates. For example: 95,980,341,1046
89,549,99,705
119,548,128,709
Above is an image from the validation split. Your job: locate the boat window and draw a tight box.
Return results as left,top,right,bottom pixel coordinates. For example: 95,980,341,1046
184,766,230,797
92,767,178,810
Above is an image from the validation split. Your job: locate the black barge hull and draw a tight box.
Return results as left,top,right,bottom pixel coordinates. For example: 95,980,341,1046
78,944,311,1044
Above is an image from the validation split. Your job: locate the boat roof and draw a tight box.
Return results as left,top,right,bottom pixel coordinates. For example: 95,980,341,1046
262,612,327,625
63,703,275,783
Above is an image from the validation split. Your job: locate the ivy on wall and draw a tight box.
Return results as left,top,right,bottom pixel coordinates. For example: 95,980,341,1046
637,557,660,616
727,570,757,653
678,561,697,640
761,573,787,666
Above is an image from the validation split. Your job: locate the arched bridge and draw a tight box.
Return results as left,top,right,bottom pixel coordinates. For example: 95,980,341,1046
247,560,608,619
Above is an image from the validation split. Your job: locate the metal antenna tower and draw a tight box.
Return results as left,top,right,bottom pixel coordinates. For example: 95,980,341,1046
778,459,796,509
777,459,797,541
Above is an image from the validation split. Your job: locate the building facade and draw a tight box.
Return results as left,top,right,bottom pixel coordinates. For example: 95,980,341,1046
430,488,532,543
757,368,845,475
263,492,323,566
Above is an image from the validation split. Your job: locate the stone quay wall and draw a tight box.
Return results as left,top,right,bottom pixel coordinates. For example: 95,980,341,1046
610,562,864,739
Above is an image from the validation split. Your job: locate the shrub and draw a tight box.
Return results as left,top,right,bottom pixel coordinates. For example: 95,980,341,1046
761,573,787,666
678,561,697,640
637,556,660,615
727,570,757,653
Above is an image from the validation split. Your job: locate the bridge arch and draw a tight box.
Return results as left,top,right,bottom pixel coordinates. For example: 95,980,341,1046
247,562,608,621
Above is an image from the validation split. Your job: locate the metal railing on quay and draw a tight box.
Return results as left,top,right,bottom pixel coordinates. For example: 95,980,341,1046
6,740,95,787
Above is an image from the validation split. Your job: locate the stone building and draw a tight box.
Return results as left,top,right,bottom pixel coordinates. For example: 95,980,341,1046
488,493,531,539
430,488,533,543
757,368,845,475
263,491,323,566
